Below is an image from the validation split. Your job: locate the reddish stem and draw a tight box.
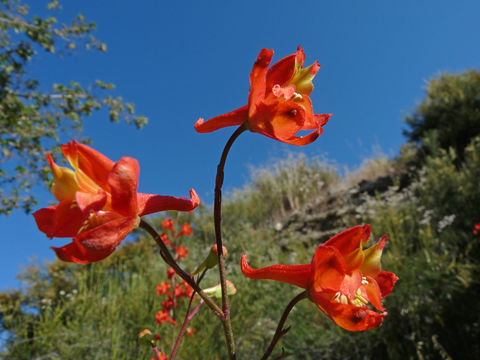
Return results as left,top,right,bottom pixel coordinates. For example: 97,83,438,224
169,299,203,360
152,344,163,360
169,270,206,360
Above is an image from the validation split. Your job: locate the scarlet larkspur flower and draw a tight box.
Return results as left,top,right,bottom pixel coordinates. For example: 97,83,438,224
174,283,187,298
161,218,175,235
166,268,176,280
33,141,200,264
175,245,189,259
241,225,398,331
156,281,171,295
195,46,331,145
162,298,177,311
180,223,193,236
174,281,194,298
160,233,173,247
155,309,178,326
186,327,196,336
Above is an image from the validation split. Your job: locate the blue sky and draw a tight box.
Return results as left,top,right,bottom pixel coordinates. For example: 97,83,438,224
1,0,479,290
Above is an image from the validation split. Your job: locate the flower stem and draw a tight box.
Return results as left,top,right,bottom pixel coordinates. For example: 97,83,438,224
260,291,308,360
169,270,206,360
152,344,162,360
169,298,204,360
139,219,223,317
214,124,247,360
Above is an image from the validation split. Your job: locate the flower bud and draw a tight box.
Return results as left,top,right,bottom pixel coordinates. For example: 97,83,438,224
191,244,228,275
138,329,154,346
203,280,237,299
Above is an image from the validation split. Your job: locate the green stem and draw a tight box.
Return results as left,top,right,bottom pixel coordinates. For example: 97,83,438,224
260,291,309,360
139,219,223,317
214,124,247,360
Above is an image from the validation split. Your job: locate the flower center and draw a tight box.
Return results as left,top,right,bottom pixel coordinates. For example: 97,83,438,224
272,84,303,101
332,277,370,307
77,210,120,234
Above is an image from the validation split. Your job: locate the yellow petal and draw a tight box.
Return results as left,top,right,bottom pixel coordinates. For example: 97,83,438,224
47,154,79,201
359,235,388,277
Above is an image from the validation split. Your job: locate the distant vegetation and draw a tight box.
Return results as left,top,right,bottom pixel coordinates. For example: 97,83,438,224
1,70,479,359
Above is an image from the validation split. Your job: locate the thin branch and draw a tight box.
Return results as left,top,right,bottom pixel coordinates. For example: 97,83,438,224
260,291,308,360
169,269,207,360
213,123,247,360
139,219,223,317
169,298,204,360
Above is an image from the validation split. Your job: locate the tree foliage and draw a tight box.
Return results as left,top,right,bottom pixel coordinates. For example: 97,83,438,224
404,70,480,162
0,0,147,215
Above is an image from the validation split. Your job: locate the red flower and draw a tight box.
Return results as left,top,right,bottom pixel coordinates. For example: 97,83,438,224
175,245,189,259
166,268,176,279
174,281,194,298
162,298,178,311
33,141,200,264
155,309,178,326
186,327,196,336
195,46,331,145
180,223,193,236
160,233,173,247
241,225,398,331
156,281,171,296
161,218,176,235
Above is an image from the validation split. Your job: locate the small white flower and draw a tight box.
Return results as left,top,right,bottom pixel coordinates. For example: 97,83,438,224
438,214,456,232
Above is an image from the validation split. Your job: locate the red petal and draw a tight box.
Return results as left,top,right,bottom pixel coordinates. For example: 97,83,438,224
77,216,139,252
240,255,310,289
248,48,274,117
33,205,59,238
137,189,200,216
362,276,384,311
313,114,332,128
265,53,296,90
323,225,371,257
75,190,107,213
339,269,362,300
33,201,88,238
108,157,139,217
52,240,116,264
249,101,306,141
311,293,386,331
302,112,331,131
62,141,114,190
295,46,306,68
374,271,399,298
194,105,248,133
309,245,346,293
276,128,322,146
296,96,314,129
